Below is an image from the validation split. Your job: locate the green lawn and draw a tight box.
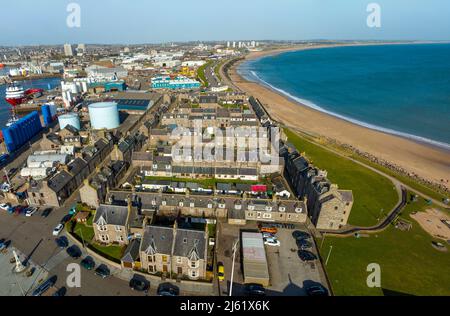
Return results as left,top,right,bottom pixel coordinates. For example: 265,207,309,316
197,61,212,87
70,214,125,262
319,193,450,296
284,129,398,227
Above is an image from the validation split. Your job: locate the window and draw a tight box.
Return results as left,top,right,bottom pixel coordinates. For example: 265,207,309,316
279,206,286,212
265,206,272,212
248,205,255,211
190,202,195,208
179,201,184,207
177,257,182,264
98,225,107,232
148,255,154,263
148,265,155,273
115,225,122,232
262,213,272,219
235,204,242,210
162,200,167,206
100,235,109,242
162,255,168,263
116,235,124,242
151,200,156,206
191,261,199,268
190,270,198,278
219,203,225,209
207,203,213,209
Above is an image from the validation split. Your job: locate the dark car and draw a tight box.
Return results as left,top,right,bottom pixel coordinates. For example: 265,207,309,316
244,284,266,297
157,283,179,296
66,245,82,259
95,264,111,278
296,239,313,250
41,208,52,217
55,236,69,249
305,285,329,296
60,214,73,224
292,230,311,240
298,250,317,261
32,276,57,296
129,278,149,292
80,256,95,270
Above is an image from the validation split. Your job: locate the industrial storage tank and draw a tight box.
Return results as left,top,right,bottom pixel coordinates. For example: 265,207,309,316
88,102,120,130
1,111,42,153
58,113,81,130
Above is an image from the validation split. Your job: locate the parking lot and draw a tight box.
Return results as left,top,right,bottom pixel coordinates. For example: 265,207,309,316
216,221,329,296
265,227,328,296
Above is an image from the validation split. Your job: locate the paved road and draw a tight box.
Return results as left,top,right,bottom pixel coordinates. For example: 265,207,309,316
204,60,221,88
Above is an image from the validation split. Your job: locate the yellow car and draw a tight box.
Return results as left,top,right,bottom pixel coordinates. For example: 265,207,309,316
217,263,225,281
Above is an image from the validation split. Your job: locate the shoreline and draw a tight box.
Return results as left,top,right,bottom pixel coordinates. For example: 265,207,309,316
228,43,450,190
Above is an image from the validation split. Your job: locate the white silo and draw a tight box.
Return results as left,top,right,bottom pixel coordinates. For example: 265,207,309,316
88,102,120,130
59,113,81,130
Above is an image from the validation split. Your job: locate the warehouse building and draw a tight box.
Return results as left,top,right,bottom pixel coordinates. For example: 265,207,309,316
241,232,270,287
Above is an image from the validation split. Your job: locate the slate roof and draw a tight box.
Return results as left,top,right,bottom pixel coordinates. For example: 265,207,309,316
140,225,174,255
173,229,206,260
93,204,129,226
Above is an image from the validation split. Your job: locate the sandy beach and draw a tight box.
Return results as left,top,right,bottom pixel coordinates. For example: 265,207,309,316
228,44,450,190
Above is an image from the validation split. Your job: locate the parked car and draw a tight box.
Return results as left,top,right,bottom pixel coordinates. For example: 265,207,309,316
0,238,8,251
41,208,52,218
244,284,266,297
55,236,69,249
32,276,57,296
264,237,281,247
60,214,73,224
262,232,275,239
80,256,95,270
305,284,329,296
66,245,82,259
52,224,64,236
260,227,278,234
296,239,313,250
298,250,317,262
25,207,38,217
292,230,311,240
157,283,179,296
129,278,149,292
217,262,225,282
95,264,111,278
0,203,11,211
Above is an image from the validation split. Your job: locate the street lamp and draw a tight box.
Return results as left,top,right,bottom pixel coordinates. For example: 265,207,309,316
228,239,239,297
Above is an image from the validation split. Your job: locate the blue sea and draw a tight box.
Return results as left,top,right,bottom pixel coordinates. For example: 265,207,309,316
239,44,450,150
0,67,61,129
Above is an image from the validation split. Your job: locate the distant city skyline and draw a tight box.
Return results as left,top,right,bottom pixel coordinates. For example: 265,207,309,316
1,0,450,45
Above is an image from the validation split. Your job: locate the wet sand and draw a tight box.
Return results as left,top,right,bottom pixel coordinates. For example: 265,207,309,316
229,44,450,190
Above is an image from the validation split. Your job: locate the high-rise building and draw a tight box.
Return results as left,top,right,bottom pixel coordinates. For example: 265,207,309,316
64,44,74,57
77,43,86,55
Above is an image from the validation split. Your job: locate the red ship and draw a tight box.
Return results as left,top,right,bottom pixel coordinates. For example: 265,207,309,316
5,82,44,107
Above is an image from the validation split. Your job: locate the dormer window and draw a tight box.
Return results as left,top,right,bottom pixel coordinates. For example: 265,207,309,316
248,205,255,211
265,206,272,212
151,199,156,206
235,204,242,210
295,207,303,213
207,203,213,209
179,201,184,207
218,203,225,209
190,202,195,208
279,206,286,212
162,200,167,206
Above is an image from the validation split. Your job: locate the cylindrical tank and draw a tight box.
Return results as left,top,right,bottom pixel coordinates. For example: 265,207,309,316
88,102,120,130
58,113,81,130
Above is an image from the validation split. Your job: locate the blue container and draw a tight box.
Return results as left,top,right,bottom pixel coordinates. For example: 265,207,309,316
42,104,52,126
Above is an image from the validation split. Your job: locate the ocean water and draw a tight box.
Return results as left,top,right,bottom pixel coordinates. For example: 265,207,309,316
239,44,450,149
0,70,61,128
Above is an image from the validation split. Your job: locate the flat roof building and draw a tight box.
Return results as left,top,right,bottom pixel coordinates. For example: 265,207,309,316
241,232,270,286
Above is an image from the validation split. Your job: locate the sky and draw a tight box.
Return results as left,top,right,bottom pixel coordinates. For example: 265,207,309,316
1,0,450,45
